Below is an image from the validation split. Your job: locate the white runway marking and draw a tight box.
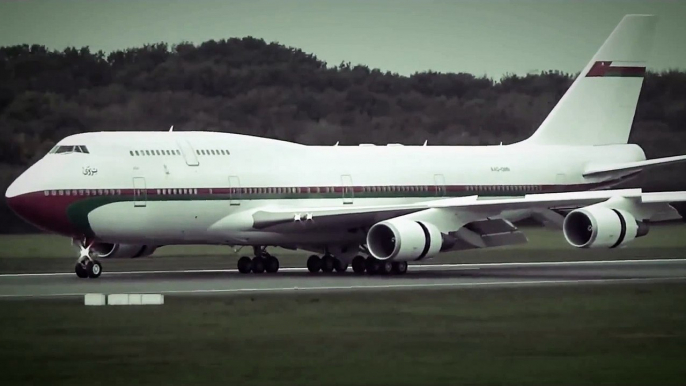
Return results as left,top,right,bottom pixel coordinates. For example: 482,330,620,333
1,276,685,299
1,257,686,278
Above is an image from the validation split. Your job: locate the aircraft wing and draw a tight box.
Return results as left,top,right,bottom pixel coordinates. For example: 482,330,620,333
248,188,686,232
583,154,686,178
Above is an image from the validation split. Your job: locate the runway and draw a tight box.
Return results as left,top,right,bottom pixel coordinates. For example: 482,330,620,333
1,258,686,299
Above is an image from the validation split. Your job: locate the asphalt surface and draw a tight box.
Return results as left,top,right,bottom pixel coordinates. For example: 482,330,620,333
1,258,686,299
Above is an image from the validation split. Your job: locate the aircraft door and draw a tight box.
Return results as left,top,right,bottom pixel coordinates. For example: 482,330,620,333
228,175,241,206
133,177,147,207
434,174,446,197
176,140,199,166
341,174,353,204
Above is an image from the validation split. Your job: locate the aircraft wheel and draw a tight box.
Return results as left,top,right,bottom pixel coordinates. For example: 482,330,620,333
392,261,408,275
265,256,280,273
307,255,322,273
352,255,366,274
75,263,88,279
237,256,252,274
378,260,393,275
365,257,379,275
334,258,348,273
86,260,102,279
251,256,265,274
321,254,335,273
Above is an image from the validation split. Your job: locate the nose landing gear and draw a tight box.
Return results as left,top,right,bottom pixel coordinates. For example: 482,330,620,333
73,238,102,279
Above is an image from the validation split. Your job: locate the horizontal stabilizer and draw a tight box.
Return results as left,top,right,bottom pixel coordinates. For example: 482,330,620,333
583,154,686,177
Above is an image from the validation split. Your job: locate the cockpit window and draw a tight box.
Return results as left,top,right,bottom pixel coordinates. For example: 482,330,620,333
49,145,89,154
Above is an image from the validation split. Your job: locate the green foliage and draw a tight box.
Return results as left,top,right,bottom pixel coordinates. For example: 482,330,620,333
1,39,685,232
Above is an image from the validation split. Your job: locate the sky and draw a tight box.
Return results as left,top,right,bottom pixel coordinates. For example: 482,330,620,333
1,0,685,78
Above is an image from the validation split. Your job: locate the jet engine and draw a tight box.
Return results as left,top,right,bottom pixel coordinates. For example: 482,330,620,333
366,218,442,261
563,205,648,248
90,243,157,258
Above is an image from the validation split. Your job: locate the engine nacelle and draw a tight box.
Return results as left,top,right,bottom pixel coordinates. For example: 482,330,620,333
563,206,648,248
366,219,443,261
91,243,157,258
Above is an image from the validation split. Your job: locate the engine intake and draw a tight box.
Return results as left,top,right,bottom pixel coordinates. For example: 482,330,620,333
563,205,648,248
366,219,443,261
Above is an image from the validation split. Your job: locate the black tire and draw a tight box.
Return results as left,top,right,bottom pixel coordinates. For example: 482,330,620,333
333,258,348,273
265,256,280,273
321,255,335,273
237,256,252,273
86,260,102,278
378,260,393,275
365,257,379,275
352,255,366,274
251,257,265,274
392,261,408,275
75,263,88,279
307,255,321,273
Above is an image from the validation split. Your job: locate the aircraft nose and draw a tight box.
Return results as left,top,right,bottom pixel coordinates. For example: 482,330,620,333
5,171,25,199
6,171,35,222
5,167,82,236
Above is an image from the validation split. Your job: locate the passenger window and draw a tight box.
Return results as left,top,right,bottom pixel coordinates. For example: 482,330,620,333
130,151,134,156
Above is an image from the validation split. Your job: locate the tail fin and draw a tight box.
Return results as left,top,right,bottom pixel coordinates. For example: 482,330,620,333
523,15,657,146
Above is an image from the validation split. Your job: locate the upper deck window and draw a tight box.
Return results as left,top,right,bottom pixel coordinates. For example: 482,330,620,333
49,145,89,154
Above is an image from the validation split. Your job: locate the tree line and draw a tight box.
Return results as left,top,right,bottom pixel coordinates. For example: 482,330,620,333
1,38,685,232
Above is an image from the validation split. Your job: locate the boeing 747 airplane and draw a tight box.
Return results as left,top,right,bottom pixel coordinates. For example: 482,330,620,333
6,15,686,279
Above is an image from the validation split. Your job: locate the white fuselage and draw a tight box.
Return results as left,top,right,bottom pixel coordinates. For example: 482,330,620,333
6,131,646,248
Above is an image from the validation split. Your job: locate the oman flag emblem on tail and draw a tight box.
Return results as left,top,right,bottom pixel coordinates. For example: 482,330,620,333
586,61,646,78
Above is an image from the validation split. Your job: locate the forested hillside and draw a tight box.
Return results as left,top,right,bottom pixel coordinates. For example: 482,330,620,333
1,37,685,232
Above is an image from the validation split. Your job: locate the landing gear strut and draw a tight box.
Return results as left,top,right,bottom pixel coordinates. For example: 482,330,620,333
73,238,102,279
237,246,280,274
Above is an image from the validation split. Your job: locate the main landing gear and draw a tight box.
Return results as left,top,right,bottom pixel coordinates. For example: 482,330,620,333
237,247,280,274
307,255,408,275
73,239,102,279
351,255,408,276
306,254,349,273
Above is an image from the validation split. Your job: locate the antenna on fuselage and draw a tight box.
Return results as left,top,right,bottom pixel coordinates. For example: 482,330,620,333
169,125,174,132
334,141,339,146
423,140,427,146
